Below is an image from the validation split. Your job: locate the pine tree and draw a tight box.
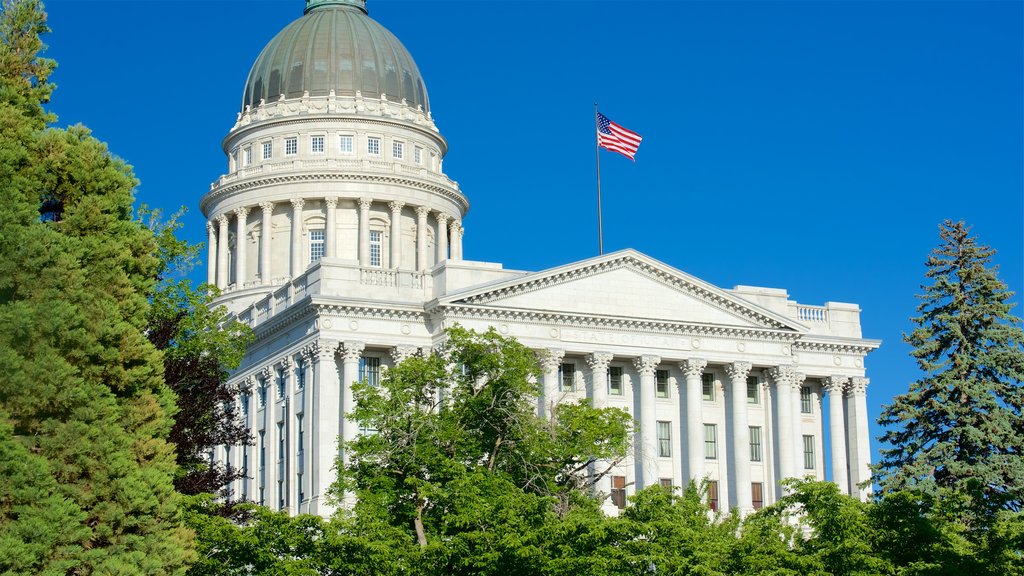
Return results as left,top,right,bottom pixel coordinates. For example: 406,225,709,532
0,0,193,572
876,220,1024,522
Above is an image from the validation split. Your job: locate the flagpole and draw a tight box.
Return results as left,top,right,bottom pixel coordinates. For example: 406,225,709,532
594,102,604,256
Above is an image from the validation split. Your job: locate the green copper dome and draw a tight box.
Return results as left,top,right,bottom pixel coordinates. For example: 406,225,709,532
241,1,429,113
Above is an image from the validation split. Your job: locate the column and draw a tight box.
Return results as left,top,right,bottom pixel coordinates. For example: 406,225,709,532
357,198,371,266
847,377,871,499
435,213,450,263
234,206,249,288
681,359,707,483
206,221,217,286
824,375,849,494
726,361,753,513
449,219,463,261
768,366,797,493
415,206,429,271
309,341,339,516
586,353,614,503
537,349,564,418
260,202,273,285
339,340,365,493
389,201,404,269
216,214,229,289
324,197,337,258
634,355,661,490
290,198,304,278
391,345,418,365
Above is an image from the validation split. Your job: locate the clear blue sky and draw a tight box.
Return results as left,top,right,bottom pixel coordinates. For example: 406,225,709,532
44,1,1023,470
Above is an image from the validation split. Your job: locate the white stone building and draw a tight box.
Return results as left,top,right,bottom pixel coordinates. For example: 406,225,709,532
205,0,879,518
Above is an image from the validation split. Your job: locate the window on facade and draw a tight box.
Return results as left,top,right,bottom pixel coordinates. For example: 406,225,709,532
359,356,381,387
559,363,575,392
244,147,253,166
241,392,250,419
277,422,286,511
747,376,759,404
368,136,381,155
296,359,305,390
702,373,715,401
369,230,382,267
801,386,813,414
277,367,286,399
707,480,719,512
656,369,670,398
297,415,304,504
611,475,626,510
309,229,325,262
392,141,404,159
803,435,815,469
750,426,762,462
339,135,354,154
704,424,718,459
752,482,764,510
414,146,422,164
311,135,325,154
258,430,266,506
285,137,297,156
258,381,267,408
657,421,672,457
262,141,273,160
241,444,249,499
608,366,623,396
659,478,673,490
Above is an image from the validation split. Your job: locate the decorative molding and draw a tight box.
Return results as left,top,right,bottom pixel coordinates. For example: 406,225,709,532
633,355,661,376
793,339,879,355
680,358,707,378
724,361,752,381
586,352,614,372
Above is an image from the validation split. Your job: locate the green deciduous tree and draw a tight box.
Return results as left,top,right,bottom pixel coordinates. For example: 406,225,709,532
876,220,1024,523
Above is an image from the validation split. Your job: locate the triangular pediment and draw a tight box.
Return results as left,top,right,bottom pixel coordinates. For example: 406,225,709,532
436,250,805,333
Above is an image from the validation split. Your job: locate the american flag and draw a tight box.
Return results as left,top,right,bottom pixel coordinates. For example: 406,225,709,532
597,112,642,160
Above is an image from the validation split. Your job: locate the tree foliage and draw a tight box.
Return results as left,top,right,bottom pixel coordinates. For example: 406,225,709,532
876,220,1024,522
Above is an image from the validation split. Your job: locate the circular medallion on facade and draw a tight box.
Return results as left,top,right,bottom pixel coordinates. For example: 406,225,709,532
550,328,560,338
855,358,863,368
833,355,842,366
782,345,791,355
793,354,800,364
499,324,509,334
322,319,333,329
349,320,359,331
692,338,701,349
401,324,411,335
736,342,746,352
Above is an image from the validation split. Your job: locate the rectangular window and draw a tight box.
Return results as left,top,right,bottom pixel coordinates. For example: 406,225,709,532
258,431,266,506
309,229,325,262
801,386,813,414
241,444,249,499
258,381,267,408
702,373,715,401
367,136,380,155
311,135,325,154
277,367,286,399
369,230,382,267
803,435,815,469
297,416,304,505
244,147,253,166
611,475,626,510
296,359,305,390
285,137,297,156
414,146,422,164
656,369,670,398
359,356,381,387
752,482,764,510
659,478,673,490
277,422,286,511
704,424,718,459
392,141,404,159
657,420,671,457
608,366,623,396
339,135,354,154
747,376,759,404
707,480,719,512
750,426,762,462
559,363,575,392
262,141,272,160
241,392,250,419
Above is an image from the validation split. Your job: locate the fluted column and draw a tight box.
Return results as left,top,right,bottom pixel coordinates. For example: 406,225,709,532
824,376,849,494
357,198,371,266
726,361,753,513
206,221,217,286
681,359,707,482
450,219,463,261
847,377,871,499
324,197,337,258
290,198,304,278
537,349,564,418
415,206,429,271
769,366,797,492
260,202,273,285
216,215,229,289
634,355,661,489
234,207,249,287
435,213,450,263
388,201,404,269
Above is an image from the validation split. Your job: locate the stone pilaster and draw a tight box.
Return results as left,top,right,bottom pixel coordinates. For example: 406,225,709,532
634,355,661,489
725,361,753,513
680,358,707,482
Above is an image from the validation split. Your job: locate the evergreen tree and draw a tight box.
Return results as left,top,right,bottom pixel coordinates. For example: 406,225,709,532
876,220,1024,522
0,1,192,572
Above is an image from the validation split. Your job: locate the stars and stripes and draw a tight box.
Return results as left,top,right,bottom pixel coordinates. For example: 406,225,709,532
597,112,642,160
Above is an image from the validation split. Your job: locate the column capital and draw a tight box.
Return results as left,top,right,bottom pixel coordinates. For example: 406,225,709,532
390,345,419,364
537,348,565,372
449,218,461,232
324,196,338,209
633,355,661,376
680,358,707,378
301,342,319,361
358,197,372,210
415,205,430,218
317,340,340,360
388,200,405,213
259,201,274,213
435,212,450,224
234,206,250,218
768,365,796,387
259,366,273,382
340,341,365,362
207,221,216,234
240,375,255,392
823,375,849,394
586,352,614,371
848,377,869,396
216,214,229,226
794,372,807,386
276,356,293,370
290,197,305,210
724,361,752,381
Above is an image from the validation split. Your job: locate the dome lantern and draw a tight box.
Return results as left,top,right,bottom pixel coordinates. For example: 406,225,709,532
305,0,366,14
